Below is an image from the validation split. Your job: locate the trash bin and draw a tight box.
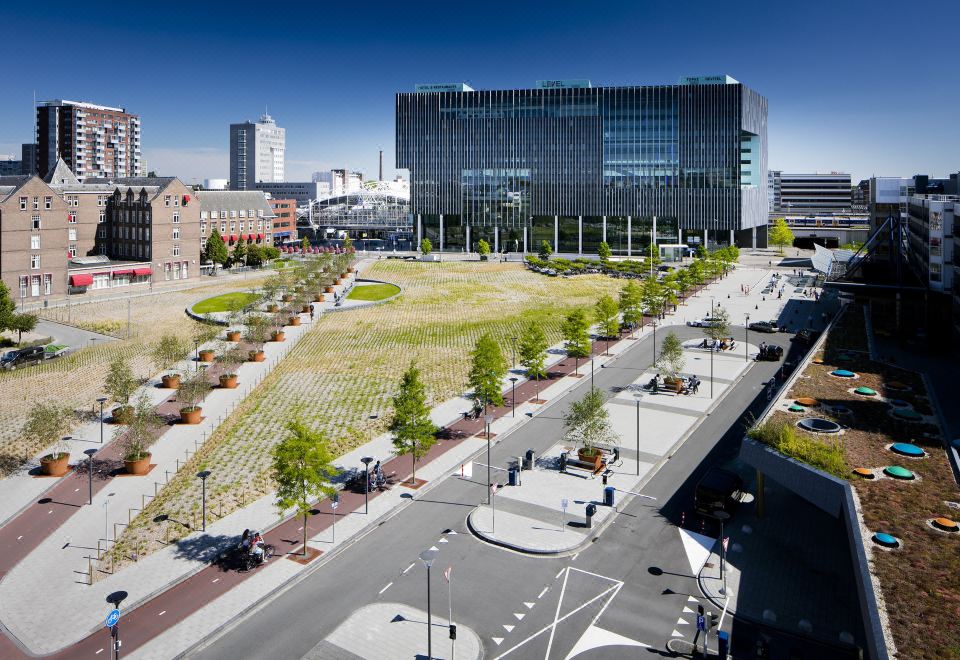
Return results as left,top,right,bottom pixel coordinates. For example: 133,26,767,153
524,449,535,470
559,452,567,473
718,631,729,658
585,503,596,528
508,466,520,487
603,486,615,507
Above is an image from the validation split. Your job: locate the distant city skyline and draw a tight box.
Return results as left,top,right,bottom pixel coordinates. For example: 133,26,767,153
2,0,957,184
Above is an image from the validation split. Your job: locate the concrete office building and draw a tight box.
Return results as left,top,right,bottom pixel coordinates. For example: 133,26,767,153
312,169,364,197
396,76,768,254
253,181,323,206
769,172,852,215
35,100,142,180
229,113,285,191
0,160,198,302
906,195,955,294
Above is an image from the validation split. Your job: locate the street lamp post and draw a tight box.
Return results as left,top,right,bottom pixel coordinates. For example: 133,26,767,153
97,397,108,444
710,298,715,399
197,470,211,531
590,358,594,390
713,510,731,595
652,320,657,365
509,377,518,417
633,393,643,475
419,548,439,660
194,340,199,372
510,336,517,371
485,413,494,504
84,447,96,505
745,314,750,362
361,456,373,514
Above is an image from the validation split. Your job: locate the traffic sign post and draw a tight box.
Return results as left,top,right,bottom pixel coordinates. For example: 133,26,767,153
105,609,121,660
490,483,499,534
331,495,339,544
560,498,569,532
105,608,121,628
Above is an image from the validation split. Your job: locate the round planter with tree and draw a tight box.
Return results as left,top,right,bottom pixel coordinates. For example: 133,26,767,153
23,402,73,477
198,349,216,362
226,330,241,342
563,388,617,472
119,394,161,475
216,344,245,387
104,357,137,425
177,370,211,424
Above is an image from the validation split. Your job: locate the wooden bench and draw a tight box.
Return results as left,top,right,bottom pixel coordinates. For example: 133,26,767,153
563,457,606,477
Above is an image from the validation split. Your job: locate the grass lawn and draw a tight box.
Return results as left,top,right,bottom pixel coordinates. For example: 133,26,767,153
109,260,625,568
346,283,400,302
192,292,260,314
767,305,959,656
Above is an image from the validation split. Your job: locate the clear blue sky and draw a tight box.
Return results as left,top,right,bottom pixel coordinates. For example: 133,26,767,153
2,0,957,184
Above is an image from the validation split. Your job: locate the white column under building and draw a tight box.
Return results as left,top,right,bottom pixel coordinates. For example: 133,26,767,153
554,216,559,253
627,216,632,256
578,216,583,254
439,215,444,251
466,225,471,253
494,226,499,254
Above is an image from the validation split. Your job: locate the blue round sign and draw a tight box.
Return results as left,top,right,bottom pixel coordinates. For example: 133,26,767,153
105,609,120,628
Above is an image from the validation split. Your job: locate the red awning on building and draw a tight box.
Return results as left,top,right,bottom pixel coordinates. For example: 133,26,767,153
69,274,93,287
240,233,248,241
134,268,152,276
257,233,264,240
112,269,133,276
229,234,238,242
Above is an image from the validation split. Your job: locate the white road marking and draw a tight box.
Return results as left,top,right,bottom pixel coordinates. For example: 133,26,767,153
672,629,683,637
378,582,393,595
524,602,535,609
676,618,688,625
403,562,415,574
17,536,22,541
503,624,514,632
212,578,219,583
683,606,694,613
538,587,548,599
96,649,104,654
571,552,579,561
158,611,166,616
688,596,698,603
429,545,439,552
543,568,570,659
439,538,448,543
554,569,564,579
492,637,503,646
513,612,524,620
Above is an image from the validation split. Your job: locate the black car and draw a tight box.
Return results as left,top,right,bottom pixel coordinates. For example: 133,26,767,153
694,467,744,517
0,346,45,370
793,328,821,345
748,320,779,333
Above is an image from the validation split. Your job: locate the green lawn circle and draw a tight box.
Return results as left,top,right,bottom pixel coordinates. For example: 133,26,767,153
346,283,401,302
192,292,260,314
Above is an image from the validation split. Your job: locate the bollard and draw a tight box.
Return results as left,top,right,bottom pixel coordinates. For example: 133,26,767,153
585,503,596,528
603,486,615,507
88,557,93,585
559,451,567,474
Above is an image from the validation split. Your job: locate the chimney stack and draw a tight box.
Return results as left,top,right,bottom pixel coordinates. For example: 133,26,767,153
379,150,383,182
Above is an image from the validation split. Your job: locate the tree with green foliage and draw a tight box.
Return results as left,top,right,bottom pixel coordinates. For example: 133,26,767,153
594,294,620,338
518,322,548,380
231,239,247,266
641,278,665,319
389,362,438,485
538,239,553,261
674,269,691,301
22,401,73,460
0,282,17,331
656,332,685,376
420,238,432,255
769,218,794,255
204,230,229,267
104,357,136,406
342,235,353,252
9,313,37,343
151,333,188,377
695,244,708,259
272,420,339,556
468,333,508,407
301,236,311,252
561,308,591,374
619,281,644,330
597,241,612,263
704,306,730,343
263,245,281,261
246,244,264,267
120,393,162,461
562,388,616,454
477,239,491,257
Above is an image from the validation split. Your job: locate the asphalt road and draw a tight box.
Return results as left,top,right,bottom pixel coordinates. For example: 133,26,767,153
195,325,789,660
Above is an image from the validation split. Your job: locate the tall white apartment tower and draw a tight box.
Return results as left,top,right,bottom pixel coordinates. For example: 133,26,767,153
229,113,285,190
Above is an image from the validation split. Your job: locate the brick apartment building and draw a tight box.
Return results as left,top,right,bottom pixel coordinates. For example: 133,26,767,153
197,190,276,253
0,159,199,304
267,198,297,244
36,100,142,181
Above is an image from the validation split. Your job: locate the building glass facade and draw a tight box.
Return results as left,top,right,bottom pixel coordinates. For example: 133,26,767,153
397,78,767,254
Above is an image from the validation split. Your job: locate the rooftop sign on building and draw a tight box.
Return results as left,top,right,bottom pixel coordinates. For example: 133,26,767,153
679,75,739,85
536,79,592,89
415,83,474,93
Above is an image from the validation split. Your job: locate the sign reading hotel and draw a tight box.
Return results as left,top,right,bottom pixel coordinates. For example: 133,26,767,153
415,83,475,93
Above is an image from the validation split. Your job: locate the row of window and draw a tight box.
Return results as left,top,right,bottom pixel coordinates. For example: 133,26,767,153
28,229,79,249
18,274,52,297
199,220,268,232
200,209,265,219
163,195,181,207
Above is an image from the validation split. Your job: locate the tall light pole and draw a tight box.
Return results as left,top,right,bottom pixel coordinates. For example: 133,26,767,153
197,470,211,531
745,314,751,362
420,548,439,660
485,413,493,504
97,397,108,444
509,377,518,417
633,393,643,475
710,298,715,399
194,339,199,372
652,320,657,365
361,456,373,514
510,336,517,371
84,447,96,505
713,510,731,595
590,358,594,390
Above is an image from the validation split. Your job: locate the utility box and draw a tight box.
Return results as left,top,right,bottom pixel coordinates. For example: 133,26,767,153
524,449,535,470
585,503,597,528
603,486,615,507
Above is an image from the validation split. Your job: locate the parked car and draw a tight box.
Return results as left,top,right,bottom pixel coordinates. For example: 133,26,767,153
748,320,780,333
793,328,821,345
694,467,744,517
686,316,716,328
0,346,45,370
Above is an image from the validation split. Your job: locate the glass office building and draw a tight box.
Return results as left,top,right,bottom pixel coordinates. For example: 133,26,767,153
396,77,767,254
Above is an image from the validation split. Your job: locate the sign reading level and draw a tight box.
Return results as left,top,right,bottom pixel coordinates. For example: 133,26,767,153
536,79,591,90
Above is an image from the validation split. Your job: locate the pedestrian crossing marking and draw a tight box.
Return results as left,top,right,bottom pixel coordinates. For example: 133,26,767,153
524,602,535,609
513,612,525,620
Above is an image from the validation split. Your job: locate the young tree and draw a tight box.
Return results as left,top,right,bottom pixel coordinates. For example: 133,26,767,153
231,239,247,266
9,313,37,343
420,237,433,255
342,235,353,252
151,333,188,377
656,332,685,376
0,282,16,331
388,362,437,485
204,230,229,267
246,244,264,267
641,278,665,319
704,306,731,344
619,281,644,329
694,244,708,259
468,333,508,407
272,420,339,556
538,239,553,261
594,294,620,338
263,245,281,261
518,322,548,379
177,368,212,414
561,308,591,372
597,241,612,263
769,218,795,255
22,402,73,459
104,357,136,406
562,388,616,455
477,239,491,257
119,393,162,462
